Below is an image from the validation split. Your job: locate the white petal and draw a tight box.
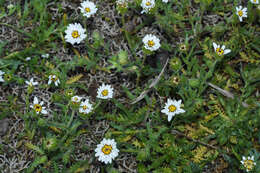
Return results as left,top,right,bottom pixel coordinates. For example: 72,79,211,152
167,115,173,122
33,97,38,104
224,49,231,54
41,109,48,114
177,108,186,114
213,42,218,51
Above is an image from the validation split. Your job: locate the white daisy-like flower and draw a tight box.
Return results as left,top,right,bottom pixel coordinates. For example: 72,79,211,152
236,6,247,22
30,96,48,114
64,23,87,45
48,75,60,86
240,156,256,172
142,34,161,51
162,0,169,3
0,70,5,82
95,138,119,164
79,99,93,114
250,0,259,4
41,54,49,58
213,42,231,56
79,1,97,18
97,84,114,99
71,96,82,104
116,0,128,8
141,0,155,14
161,98,185,122
25,78,38,87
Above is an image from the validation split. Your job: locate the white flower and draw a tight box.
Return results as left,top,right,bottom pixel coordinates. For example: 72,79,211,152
64,23,87,45
95,138,119,164
30,96,48,114
79,1,97,18
7,4,14,9
142,34,161,51
250,0,259,4
79,99,93,114
48,75,60,86
161,98,185,121
97,84,114,99
71,96,82,104
41,54,49,58
213,42,231,56
236,6,247,22
0,70,5,82
116,0,128,8
25,78,38,87
141,0,155,14
241,156,256,172
162,0,168,3
25,57,31,61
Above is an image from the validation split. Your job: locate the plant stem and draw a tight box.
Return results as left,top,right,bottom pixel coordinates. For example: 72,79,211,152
67,110,75,128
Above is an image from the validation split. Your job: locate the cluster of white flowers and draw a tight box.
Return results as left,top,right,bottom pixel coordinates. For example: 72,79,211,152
67,85,117,164
2,0,256,167
64,1,97,45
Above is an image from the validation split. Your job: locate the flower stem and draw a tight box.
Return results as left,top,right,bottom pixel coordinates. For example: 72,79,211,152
67,110,75,128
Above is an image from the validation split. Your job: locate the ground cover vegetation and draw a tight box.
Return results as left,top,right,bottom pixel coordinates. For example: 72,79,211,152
0,0,260,172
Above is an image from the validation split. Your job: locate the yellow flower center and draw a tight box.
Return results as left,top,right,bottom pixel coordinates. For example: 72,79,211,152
172,77,180,84
74,97,78,101
180,44,186,51
101,89,109,96
238,10,243,17
244,159,254,171
85,7,91,13
168,105,176,112
101,144,112,155
82,105,88,110
28,82,33,87
51,76,58,82
71,30,80,38
216,48,224,55
34,104,42,113
5,74,11,81
146,1,151,6
148,40,155,47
